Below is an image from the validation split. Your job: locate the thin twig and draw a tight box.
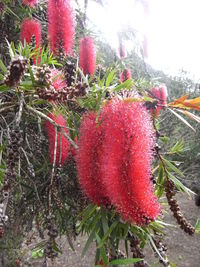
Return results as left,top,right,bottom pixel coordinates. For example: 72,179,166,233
25,104,78,149
16,92,24,126
49,126,57,213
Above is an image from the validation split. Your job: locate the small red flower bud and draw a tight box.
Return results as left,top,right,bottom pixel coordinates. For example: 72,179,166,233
120,69,131,82
149,85,168,117
79,37,96,75
45,113,70,166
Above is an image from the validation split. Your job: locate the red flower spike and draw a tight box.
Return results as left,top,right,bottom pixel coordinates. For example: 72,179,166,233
79,37,96,75
100,99,160,225
120,69,131,83
20,18,41,47
48,0,75,55
22,0,38,7
45,113,70,166
20,18,41,64
50,69,66,91
76,112,109,206
150,85,168,117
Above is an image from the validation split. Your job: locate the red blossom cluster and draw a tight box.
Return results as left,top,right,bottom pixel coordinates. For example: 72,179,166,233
45,113,70,166
149,85,168,117
77,99,161,225
79,37,96,75
48,0,75,55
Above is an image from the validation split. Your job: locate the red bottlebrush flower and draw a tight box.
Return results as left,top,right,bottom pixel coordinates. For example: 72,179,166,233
76,99,160,225
100,99,160,225
120,69,131,83
20,18,41,47
76,112,109,206
22,0,38,7
20,18,41,64
50,69,66,91
45,113,70,166
48,0,75,55
79,37,96,75
149,85,168,117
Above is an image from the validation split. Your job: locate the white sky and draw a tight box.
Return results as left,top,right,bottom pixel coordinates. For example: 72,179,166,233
87,0,200,80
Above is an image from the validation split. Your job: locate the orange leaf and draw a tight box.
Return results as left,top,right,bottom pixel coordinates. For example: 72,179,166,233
168,94,200,111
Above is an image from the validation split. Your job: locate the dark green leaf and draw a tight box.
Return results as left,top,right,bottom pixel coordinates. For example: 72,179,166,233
0,59,7,74
110,258,142,265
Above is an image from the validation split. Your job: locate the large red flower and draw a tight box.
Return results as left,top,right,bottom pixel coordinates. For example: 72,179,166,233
77,99,160,225
79,37,96,75
76,112,109,206
45,113,70,166
48,0,75,55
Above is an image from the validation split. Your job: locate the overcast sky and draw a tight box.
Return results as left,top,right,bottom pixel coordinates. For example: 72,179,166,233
87,0,200,80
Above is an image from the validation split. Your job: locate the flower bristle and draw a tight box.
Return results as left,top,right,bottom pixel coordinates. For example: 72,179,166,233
120,69,131,82
79,37,96,75
48,0,75,55
45,113,70,166
20,18,41,47
76,112,109,206
150,85,168,117
76,99,160,225
22,0,38,7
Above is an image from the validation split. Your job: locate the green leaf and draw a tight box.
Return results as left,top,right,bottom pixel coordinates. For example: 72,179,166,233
101,208,109,234
81,222,100,257
0,84,10,92
0,59,7,74
167,172,193,195
95,233,109,265
195,219,200,234
97,221,118,249
106,70,115,87
109,258,142,265
162,157,184,177
114,79,133,92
